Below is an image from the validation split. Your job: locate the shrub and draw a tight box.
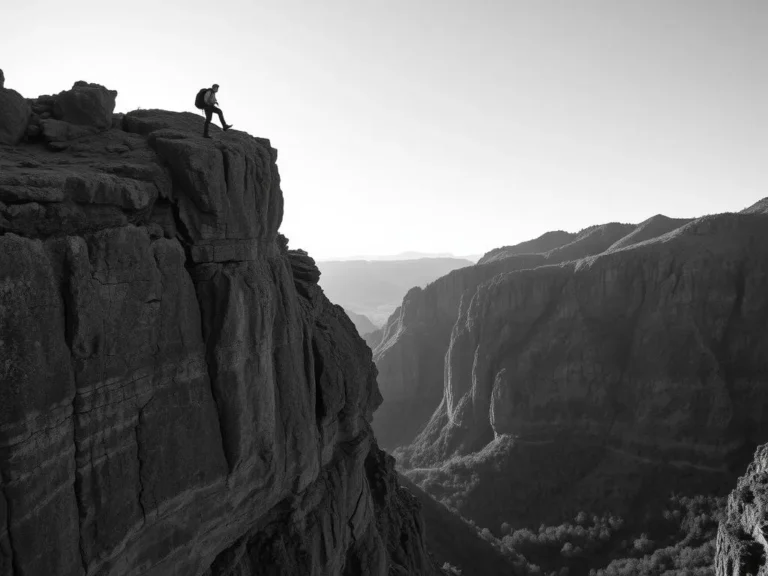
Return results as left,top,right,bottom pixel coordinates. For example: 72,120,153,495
633,533,654,554
441,562,463,575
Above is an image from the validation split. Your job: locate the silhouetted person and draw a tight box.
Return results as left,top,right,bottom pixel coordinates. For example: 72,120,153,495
195,84,232,138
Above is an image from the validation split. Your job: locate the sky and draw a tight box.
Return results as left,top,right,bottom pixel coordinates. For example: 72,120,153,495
2,0,766,260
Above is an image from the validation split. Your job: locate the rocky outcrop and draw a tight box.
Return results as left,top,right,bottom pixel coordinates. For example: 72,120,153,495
396,205,768,532
21,82,117,148
0,84,439,576
52,81,117,129
372,221,642,451
0,76,30,145
716,444,768,576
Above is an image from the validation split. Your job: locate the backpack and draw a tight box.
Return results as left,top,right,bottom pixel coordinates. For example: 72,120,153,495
194,88,208,109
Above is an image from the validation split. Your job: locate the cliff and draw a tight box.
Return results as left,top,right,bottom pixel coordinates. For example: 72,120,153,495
394,204,768,536
371,219,668,450
0,81,439,576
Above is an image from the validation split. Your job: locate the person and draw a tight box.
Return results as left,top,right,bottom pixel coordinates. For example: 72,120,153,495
201,84,232,138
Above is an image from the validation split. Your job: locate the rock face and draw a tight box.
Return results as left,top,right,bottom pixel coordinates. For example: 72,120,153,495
372,221,644,450
0,87,30,145
395,205,768,532
716,444,768,576
22,82,117,148
53,81,117,129
0,85,439,576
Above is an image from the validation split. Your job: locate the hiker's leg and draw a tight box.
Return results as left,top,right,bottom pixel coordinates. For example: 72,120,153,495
212,106,226,126
203,107,213,136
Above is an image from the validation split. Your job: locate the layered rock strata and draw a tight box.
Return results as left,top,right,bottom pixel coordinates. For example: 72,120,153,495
396,205,768,531
0,83,438,576
371,221,659,450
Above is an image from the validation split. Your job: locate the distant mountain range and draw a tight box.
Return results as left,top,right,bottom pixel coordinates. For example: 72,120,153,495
344,309,378,336
318,251,483,263
317,257,474,326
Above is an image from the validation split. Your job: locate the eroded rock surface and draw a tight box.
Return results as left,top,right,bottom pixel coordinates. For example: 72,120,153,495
0,85,439,576
716,444,768,576
395,205,768,532
53,81,117,130
372,221,646,450
0,87,30,145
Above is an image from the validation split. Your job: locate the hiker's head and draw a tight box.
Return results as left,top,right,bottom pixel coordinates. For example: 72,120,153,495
212,84,219,93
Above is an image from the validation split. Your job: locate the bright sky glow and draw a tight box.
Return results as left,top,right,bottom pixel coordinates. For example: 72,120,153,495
2,0,766,259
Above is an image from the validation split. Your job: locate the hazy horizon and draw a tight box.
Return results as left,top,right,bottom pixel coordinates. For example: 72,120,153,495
2,0,765,260
316,251,481,262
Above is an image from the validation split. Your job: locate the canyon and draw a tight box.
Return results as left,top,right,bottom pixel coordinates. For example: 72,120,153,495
370,197,768,574
3,77,768,576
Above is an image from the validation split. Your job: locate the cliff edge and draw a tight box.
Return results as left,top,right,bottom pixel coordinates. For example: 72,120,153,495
0,81,439,576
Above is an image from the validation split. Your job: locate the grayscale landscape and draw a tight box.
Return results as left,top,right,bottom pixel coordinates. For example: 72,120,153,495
1,1,766,575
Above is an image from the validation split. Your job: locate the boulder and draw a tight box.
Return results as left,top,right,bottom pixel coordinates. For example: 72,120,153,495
0,88,30,145
53,81,117,129
289,248,321,283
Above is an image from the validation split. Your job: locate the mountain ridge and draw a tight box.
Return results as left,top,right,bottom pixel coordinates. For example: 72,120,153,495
375,200,768,574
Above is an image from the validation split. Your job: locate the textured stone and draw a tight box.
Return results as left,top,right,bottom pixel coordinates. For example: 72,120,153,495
0,88,30,145
39,118,99,142
365,442,437,575
53,81,116,129
716,444,768,576
0,130,169,238
372,222,638,451
396,206,768,532
122,110,284,249
0,84,440,576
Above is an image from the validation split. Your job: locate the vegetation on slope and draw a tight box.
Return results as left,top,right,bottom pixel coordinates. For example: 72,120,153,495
418,489,723,576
